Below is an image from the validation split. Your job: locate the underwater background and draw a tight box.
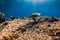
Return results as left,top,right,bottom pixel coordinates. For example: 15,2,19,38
0,0,60,18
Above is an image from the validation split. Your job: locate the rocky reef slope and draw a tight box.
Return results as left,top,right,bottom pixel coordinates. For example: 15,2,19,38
0,17,60,40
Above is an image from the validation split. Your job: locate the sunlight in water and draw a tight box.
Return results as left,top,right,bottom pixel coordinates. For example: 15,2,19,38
24,0,52,5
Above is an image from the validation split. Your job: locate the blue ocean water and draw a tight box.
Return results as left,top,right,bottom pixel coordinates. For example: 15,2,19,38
0,0,60,18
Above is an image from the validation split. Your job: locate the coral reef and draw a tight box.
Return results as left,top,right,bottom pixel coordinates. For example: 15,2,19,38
30,13,40,22
0,12,6,23
0,16,60,40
